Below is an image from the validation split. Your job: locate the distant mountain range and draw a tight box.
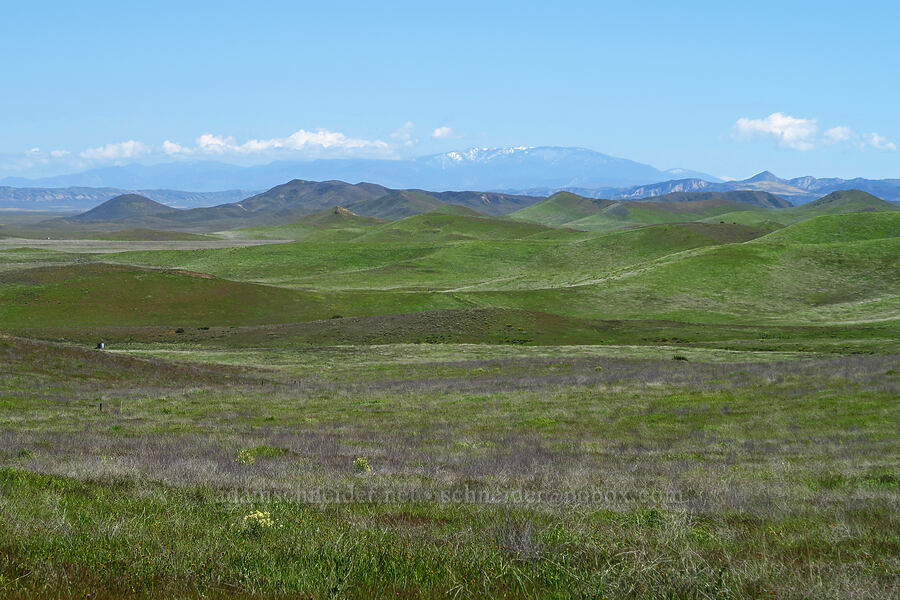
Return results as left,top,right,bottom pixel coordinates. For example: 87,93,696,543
0,147,719,193
0,186,254,212
60,180,545,229
512,170,900,203
2,146,897,213
57,179,808,232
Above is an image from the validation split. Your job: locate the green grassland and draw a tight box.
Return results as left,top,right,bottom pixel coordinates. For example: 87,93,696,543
0,248,83,274
1,210,897,337
0,334,897,598
505,192,616,225
15,210,883,330
94,220,769,292
93,228,218,241
567,198,771,232
1,189,898,598
218,207,387,242
513,189,898,233
702,190,900,228
508,193,768,232
761,211,900,244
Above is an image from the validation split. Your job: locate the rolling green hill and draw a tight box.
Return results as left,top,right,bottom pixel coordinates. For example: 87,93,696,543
350,212,558,243
430,203,487,217
703,189,899,228
292,205,386,227
223,206,385,241
98,219,775,297
546,198,765,231
347,190,446,220
510,191,791,232
514,189,892,234
636,190,792,208
601,198,769,223
508,192,616,225
800,189,897,214
763,212,900,244
226,204,487,242
93,205,897,327
0,263,328,327
4,233,896,334
430,190,544,215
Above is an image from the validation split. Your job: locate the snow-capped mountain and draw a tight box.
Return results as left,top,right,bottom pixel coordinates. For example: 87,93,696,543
411,146,721,189
426,146,537,166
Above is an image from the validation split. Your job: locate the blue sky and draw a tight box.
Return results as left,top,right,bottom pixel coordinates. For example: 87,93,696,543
2,0,898,181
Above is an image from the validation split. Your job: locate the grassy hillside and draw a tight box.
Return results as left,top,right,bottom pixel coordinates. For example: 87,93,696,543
511,192,788,232
637,190,791,208
516,189,897,233
351,212,557,243
297,205,386,227
606,198,766,223
706,189,899,228
430,190,542,214
80,214,900,328
430,203,487,217
468,236,899,324
801,189,897,213
0,263,334,327
3,199,897,333
226,206,387,241
698,208,785,227
349,190,446,219
763,212,900,244
99,220,766,293
508,192,615,225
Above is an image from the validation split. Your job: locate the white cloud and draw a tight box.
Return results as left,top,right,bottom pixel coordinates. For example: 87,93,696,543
80,140,148,160
824,126,854,144
284,128,388,151
10,125,420,174
431,126,453,139
196,133,235,154
862,132,897,151
162,140,188,155
733,113,818,150
19,148,70,159
390,121,418,147
825,126,897,151
735,114,897,153
189,128,390,155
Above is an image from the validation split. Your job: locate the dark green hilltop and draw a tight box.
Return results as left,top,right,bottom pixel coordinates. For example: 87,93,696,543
48,180,542,230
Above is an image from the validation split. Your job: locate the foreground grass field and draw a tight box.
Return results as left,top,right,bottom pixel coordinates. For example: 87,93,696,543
0,335,898,598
